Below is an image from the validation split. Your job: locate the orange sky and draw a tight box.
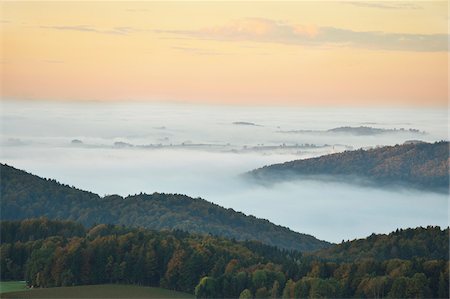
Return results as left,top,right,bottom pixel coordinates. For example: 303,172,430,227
0,1,448,106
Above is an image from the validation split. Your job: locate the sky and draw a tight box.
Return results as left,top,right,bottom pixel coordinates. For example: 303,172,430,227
0,1,448,106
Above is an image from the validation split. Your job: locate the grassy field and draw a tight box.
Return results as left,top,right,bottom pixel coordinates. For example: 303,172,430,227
0,282,28,294
1,284,194,298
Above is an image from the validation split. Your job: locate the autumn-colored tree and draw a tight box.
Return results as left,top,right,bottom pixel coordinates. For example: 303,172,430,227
194,276,218,299
239,289,252,299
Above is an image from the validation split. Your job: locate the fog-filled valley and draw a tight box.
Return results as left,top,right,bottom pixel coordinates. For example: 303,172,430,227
1,100,448,242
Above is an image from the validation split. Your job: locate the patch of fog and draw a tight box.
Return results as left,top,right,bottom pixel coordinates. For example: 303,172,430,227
1,100,447,149
0,101,448,243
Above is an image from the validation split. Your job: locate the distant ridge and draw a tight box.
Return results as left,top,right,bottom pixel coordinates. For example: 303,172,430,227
0,164,330,251
248,141,449,193
232,121,262,126
277,126,425,136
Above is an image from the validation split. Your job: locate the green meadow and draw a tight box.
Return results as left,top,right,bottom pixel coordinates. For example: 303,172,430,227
0,282,28,295
1,283,194,298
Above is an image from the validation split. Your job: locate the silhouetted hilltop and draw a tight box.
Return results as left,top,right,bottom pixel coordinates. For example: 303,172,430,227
327,126,423,135
277,126,425,135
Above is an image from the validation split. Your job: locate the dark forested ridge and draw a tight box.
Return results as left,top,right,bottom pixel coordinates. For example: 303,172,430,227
312,226,449,262
249,141,449,192
1,219,448,298
0,164,328,251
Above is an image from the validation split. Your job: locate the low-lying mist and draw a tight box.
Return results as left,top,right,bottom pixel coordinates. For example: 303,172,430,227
1,100,448,243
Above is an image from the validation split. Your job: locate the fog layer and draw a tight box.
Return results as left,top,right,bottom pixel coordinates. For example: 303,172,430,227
1,101,448,242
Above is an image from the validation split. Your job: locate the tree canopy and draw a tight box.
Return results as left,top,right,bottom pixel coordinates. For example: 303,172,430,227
1,219,448,298
249,141,449,193
0,164,328,251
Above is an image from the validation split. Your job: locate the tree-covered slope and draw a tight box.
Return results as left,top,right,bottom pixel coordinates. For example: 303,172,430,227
249,141,449,192
0,164,329,251
0,218,295,294
1,219,448,299
312,226,449,262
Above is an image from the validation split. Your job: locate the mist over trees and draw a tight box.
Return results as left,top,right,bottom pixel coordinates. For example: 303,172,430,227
1,136,449,298
250,141,449,193
2,102,448,243
0,164,328,251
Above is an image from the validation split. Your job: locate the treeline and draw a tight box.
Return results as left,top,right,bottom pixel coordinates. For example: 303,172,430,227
1,219,448,298
0,164,328,251
313,226,449,262
0,219,298,292
249,141,449,192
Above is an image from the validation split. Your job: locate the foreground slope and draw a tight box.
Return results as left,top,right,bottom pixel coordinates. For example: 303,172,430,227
0,164,328,251
249,141,449,192
1,284,194,299
1,219,448,298
0,218,303,294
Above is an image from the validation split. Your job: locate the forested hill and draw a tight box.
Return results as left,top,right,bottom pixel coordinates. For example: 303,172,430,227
312,226,449,262
0,164,329,251
0,218,301,295
249,141,449,192
1,219,448,298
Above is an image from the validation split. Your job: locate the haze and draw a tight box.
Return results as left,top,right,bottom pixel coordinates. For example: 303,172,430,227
1,100,447,243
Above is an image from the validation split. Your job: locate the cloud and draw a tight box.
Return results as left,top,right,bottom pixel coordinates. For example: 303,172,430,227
41,25,98,33
40,25,138,35
342,1,422,10
171,46,226,56
320,27,448,52
155,18,448,52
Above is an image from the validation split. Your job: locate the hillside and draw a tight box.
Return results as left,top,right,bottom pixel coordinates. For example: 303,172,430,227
249,141,449,192
312,226,449,262
0,218,299,295
0,164,329,251
1,219,448,298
